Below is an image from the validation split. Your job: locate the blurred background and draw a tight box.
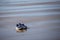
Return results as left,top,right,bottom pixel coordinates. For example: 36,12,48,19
0,0,60,40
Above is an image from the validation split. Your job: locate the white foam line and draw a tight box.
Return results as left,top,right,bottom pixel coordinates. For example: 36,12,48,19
0,13,60,17
0,5,60,11
0,8,58,12
0,0,58,4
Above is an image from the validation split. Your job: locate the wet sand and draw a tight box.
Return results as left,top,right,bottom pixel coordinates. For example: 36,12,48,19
0,0,60,40
0,15,60,40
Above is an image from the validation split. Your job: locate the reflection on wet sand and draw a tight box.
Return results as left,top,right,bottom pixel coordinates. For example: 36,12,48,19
16,27,27,32
16,29,27,32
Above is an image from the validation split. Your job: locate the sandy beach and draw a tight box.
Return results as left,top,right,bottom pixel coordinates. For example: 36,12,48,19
0,0,60,40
